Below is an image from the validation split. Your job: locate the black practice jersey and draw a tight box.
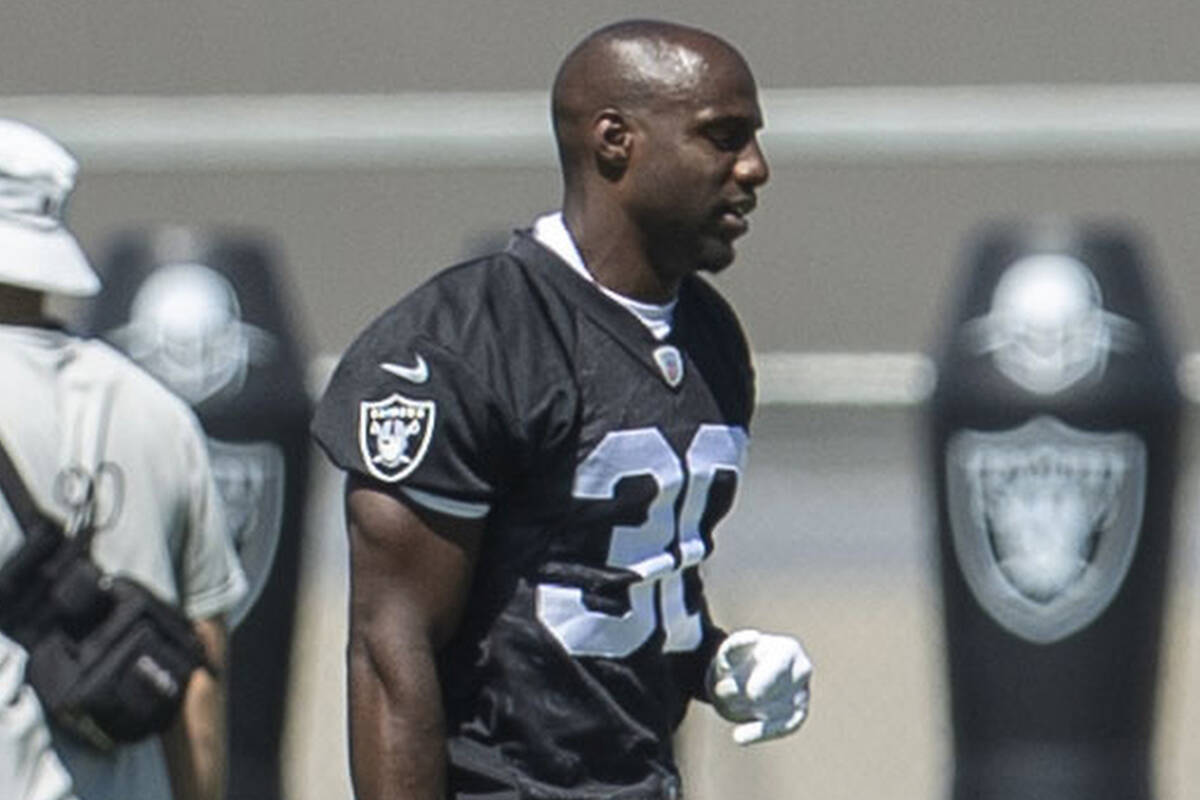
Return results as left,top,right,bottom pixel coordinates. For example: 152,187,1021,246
312,231,755,800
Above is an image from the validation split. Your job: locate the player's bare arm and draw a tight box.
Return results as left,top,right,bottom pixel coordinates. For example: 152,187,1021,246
345,474,483,800
161,616,229,800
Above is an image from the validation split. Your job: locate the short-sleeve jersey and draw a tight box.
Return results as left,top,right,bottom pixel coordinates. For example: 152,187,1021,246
312,231,755,799
0,324,247,800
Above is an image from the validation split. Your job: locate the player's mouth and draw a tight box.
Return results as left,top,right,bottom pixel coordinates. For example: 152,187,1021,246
717,199,755,238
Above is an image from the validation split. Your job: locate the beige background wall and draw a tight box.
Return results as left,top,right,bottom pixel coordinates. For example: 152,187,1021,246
6,1,1200,357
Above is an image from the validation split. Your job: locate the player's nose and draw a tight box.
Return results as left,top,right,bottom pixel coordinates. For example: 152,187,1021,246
735,137,769,189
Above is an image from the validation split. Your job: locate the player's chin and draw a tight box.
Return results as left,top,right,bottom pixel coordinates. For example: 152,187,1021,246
696,237,738,274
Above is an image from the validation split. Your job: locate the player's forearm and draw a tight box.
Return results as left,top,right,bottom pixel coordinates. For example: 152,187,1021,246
162,669,226,800
348,634,448,800
162,619,228,800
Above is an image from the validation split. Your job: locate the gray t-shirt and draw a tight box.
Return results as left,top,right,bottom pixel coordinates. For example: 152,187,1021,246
0,324,247,800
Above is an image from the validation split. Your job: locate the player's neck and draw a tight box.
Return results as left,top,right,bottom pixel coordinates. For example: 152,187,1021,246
563,203,680,303
0,285,51,326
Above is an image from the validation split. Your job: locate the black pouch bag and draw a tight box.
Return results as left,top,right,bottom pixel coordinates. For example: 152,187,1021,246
0,439,209,752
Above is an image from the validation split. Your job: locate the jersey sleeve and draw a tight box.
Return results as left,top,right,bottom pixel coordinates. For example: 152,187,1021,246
176,411,249,620
311,320,519,519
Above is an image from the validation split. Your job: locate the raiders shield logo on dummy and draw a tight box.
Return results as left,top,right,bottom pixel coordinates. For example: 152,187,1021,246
206,439,286,627
358,393,435,482
945,416,1146,644
927,220,1182,800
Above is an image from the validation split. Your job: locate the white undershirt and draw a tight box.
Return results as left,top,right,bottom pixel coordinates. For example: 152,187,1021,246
532,212,675,341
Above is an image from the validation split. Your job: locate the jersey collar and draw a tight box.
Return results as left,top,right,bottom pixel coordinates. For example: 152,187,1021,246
507,230,688,392
532,212,676,341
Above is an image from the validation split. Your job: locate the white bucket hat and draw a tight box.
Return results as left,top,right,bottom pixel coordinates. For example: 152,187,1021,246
0,119,99,296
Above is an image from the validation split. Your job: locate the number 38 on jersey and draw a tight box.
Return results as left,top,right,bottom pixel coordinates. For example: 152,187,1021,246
536,424,747,658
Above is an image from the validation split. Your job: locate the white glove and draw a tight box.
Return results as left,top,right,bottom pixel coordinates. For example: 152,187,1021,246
707,628,812,746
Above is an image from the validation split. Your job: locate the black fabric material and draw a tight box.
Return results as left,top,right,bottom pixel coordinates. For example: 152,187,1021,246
0,437,207,752
0,428,54,540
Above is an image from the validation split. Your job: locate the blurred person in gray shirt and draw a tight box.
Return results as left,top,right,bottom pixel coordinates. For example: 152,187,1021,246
0,118,246,800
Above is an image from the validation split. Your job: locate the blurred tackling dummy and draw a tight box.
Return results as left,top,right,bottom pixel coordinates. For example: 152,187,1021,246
928,220,1182,800
82,228,312,800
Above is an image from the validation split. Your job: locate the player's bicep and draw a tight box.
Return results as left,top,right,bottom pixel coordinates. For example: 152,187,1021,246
312,335,516,511
346,474,482,651
345,476,471,800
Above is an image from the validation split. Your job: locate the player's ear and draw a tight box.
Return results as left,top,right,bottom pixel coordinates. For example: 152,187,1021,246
591,109,632,180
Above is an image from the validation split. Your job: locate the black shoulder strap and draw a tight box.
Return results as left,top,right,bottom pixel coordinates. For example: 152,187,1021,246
0,437,56,537
0,373,114,547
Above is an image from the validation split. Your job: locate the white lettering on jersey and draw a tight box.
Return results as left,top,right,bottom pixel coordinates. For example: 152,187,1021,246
536,424,747,657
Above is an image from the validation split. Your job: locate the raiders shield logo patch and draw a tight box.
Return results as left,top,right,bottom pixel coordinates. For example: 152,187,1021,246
946,415,1146,644
653,345,684,388
358,393,436,483
206,438,285,628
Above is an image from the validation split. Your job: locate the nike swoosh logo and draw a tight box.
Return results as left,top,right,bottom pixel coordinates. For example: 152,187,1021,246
380,354,429,383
